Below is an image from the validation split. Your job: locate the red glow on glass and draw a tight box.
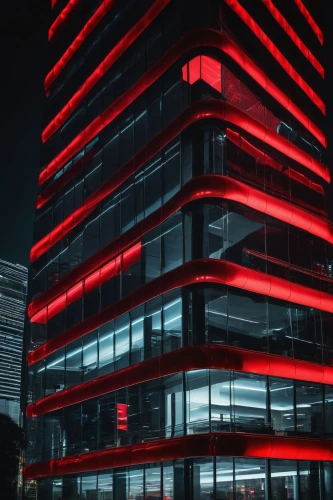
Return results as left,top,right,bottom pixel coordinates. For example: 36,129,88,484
261,0,323,77
30,242,141,324
117,404,128,431
39,29,326,187
43,0,171,142
49,0,81,40
293,0,323,45
224,0,325,113
26,344,333,417
45,0,118,92
27,256,333,366
23,433,333,479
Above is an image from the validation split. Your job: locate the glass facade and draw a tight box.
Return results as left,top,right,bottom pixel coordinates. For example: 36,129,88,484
25,458,333,500
24,0,330,498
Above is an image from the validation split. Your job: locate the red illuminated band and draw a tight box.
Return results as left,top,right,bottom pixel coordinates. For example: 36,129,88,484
43,0,171,142
40,29,326,180
224,0,325,114
51,0,57,7
27,258,333,366
29,175,333,321
26,344,333,417
30,243,141,324
45,0,118,91
225,128,324,195
23,433,333,479
49,0,81,40
294,0,323,45
261,0,323,77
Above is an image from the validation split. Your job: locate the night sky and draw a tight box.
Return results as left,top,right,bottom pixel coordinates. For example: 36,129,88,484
0,1,333,267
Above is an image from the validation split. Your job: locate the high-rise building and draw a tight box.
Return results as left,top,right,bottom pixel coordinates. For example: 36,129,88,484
23,0,333,498
0,259,27,424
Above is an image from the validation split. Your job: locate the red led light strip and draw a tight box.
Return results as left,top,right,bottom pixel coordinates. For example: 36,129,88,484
45,0,118,91
30,242,141,324
28,174,333,322
24,432,333,479
261,0,323,77
33,102,329,264
40,29,326,185
294,0,323,45
225,128,324,195
26,344,333,417
224,0,325,114
43,0,171,141
27,258,333,366
49,0,81,41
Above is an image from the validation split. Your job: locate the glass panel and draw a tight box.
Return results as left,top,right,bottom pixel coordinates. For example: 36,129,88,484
235,458,266,499
98,471,113,499
145,463,161,498
269,378,295,435
99,393,116,449
164,373,184,438
299,461,321,500
115,314,130,370
210,370,231,432
232,372,267,432
205,288,228,345
186,370,209,434
66,339,82,388
98,321,115,376
163,463,174,500
128,467,143,499
325,385,333,437
295,382,324,437
81,473,97,500
192,457,214,500
215,457,234,499
270,460,297,500
163,293,182,354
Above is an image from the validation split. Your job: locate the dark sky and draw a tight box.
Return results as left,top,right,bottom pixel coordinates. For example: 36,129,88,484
0,2,332,267
0,1,49,267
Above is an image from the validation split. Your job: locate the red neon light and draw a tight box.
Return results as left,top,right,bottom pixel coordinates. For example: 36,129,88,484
27,258,333,365
33,104,329,265
30,243,141,324
43,0,171,142
225,128,324,195
23,432,333,479
117,404,128,431
294,0,323,45
261,0,323,77
45,0,118,91
224,0,325,114
49,0,81,40
51,0,57,7
26,344,333,417
40,29,326,185
28,175,333,321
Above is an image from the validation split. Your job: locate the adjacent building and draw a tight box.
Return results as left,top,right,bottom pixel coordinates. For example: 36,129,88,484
23,0,333,499
0,259,27,424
